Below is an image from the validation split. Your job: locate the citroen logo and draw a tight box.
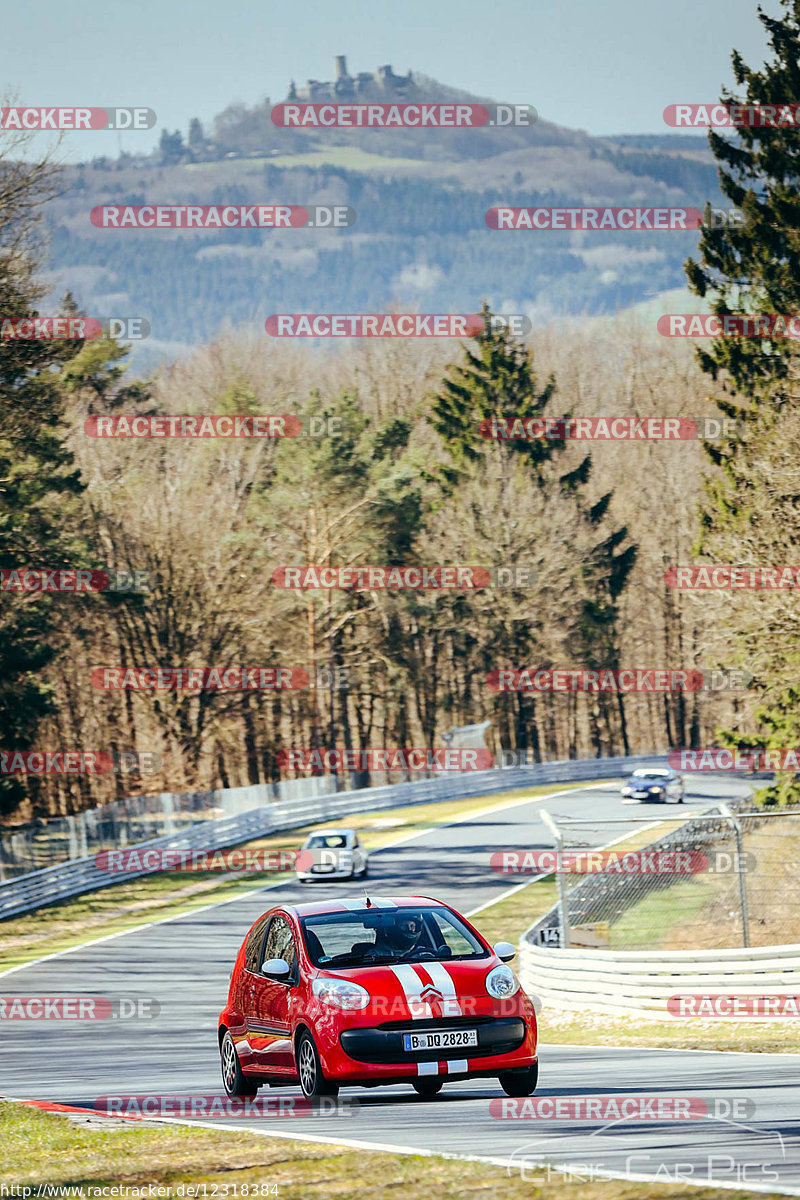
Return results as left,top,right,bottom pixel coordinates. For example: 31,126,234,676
419,985,444,1003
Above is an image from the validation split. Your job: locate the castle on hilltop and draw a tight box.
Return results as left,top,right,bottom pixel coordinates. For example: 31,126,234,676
288,56,414,103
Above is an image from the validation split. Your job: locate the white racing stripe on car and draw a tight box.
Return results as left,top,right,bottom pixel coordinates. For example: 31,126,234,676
446,1059,469,1074
419,961,463,1017
416,1062,439,1076
390,964,435,1018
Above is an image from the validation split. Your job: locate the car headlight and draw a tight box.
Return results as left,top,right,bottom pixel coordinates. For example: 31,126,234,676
312,977,370,1010
485,965,520,999
648,785,664,792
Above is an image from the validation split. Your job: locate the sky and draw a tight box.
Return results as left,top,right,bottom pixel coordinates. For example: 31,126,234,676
1,0,778,160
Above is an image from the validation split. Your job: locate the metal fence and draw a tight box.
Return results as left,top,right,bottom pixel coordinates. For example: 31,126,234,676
0,754,669,919
527,806,799,952
0,774,340,880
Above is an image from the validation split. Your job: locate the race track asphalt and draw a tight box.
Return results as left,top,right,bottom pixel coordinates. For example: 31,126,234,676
6,774,798,1195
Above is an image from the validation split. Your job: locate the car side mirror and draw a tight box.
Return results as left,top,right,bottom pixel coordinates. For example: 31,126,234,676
492,940,516,963
262,957,291,979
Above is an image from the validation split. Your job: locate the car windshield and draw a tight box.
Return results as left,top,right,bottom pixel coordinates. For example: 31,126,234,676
631,771,669,780
305,833,349,849
300,906,488,967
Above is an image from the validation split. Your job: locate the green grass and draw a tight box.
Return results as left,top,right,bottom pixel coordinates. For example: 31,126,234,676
607,874,717,950
0,1101,759,1199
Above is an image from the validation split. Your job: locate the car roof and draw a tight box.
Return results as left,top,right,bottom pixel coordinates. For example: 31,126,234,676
631,767,671,774
274,895,445,919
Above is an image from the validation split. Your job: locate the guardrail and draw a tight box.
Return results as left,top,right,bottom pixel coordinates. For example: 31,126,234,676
0,754,667,919
518,939,800,1017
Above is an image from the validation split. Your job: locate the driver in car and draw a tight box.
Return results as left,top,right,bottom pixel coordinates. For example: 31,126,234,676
371,912,428,959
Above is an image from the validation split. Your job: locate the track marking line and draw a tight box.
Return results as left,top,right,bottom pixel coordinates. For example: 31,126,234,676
0,781,614,978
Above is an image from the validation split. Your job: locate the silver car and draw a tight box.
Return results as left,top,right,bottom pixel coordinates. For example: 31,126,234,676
621,767,685,804
296,827,369,882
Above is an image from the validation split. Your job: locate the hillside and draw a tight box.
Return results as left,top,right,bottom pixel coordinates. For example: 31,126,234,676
40,68,723,371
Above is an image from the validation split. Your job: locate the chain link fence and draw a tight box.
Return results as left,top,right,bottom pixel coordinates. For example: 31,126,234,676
532,804,800,951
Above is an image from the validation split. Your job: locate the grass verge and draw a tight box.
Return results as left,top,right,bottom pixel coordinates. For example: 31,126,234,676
0,1102,760,1199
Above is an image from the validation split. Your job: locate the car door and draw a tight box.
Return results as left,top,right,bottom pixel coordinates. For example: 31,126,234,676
248,914,297,1073
236,912,272,1071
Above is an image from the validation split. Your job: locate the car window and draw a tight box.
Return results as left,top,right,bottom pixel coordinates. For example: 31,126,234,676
263,915,297,977
306,833,348,849
300,906,487,967
243,913,271,973
427,909,479,956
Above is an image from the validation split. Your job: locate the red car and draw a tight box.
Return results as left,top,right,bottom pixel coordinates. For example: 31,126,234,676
218,895,538,1100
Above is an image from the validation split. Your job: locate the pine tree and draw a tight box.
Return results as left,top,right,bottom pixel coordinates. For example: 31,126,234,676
684,1,800,803
0,195,85,815
429,306,636,758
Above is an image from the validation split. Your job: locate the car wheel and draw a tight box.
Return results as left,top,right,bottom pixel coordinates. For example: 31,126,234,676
297,1030,339,1098
220,1030,259,1097
498,1062,538,1098
412,1077,443,1098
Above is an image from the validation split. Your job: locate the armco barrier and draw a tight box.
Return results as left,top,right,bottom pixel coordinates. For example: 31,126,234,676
518,939,800,1017
0,754,667,920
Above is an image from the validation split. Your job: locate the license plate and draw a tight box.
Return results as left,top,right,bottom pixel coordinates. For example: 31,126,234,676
311,864,334,873
633,790,648,797
403,1029,478,1051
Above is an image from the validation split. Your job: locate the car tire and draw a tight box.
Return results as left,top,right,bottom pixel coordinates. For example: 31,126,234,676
220,1030,259,1097
498,1062,538,1098
412,1077,443,1098
297,1030,339,1099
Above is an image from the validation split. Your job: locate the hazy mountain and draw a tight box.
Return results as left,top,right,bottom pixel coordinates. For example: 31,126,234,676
40,69,723,372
